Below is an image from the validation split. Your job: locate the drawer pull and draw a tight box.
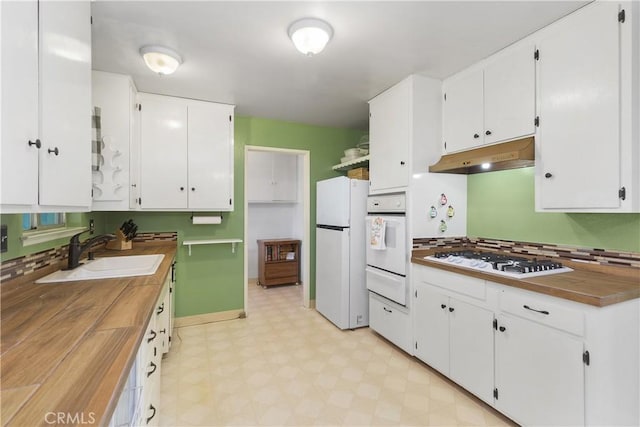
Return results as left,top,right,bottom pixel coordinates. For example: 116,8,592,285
147,404,156,423
523,305,550,315
383,307,392,313
448,307,455,313
147,330,157,343
147,361,157,377
499,326,506,332
440,304,447,310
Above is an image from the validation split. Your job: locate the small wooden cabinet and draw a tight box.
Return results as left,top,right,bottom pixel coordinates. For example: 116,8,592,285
257,239,300,287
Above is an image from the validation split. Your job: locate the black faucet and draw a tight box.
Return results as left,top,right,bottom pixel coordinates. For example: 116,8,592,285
66,227,114,270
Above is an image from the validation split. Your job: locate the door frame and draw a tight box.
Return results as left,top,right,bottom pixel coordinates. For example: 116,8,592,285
243,145,311,313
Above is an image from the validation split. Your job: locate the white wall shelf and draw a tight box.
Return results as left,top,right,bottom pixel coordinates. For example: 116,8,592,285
182,238,243,256
332,155,370,172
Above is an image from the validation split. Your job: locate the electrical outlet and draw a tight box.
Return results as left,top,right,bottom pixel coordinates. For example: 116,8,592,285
1,225,7,253
89,219,95,232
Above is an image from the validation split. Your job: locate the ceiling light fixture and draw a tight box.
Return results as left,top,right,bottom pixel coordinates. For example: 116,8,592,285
288,18,333,56
140,45,182,75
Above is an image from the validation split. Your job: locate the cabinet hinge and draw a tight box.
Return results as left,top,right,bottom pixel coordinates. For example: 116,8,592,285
91,188,94,198
229,115,232,122
493,388,499,400
90,16,93,25
493,318,498,330
138,104,142,111
444,93,447,101
444,141,447,150
534,116,540,127
229,198,232,205
534,49,539,61
138,197,142,205
583,350,590,366
415,342,418,350
414,290,418,298
619,187,626,200
618,9,625,23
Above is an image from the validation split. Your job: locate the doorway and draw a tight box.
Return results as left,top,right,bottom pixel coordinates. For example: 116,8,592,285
243,146,311,314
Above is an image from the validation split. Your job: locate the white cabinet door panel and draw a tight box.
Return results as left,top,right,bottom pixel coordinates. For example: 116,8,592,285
484,44,536,145
413,282,450,375
538,1,620,209
272,152,297,201
1,0,39,206
449,299,494,404
187,102,233,210
247,150,274,202
495,313,584,426
140,95,188,209
443,70,483,153
38,0,91,208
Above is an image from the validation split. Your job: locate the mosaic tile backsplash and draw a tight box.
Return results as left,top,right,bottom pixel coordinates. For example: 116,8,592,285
413,237,640,269
0,232,177,283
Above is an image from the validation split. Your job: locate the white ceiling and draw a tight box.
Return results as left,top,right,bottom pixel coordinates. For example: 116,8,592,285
91,1,588,130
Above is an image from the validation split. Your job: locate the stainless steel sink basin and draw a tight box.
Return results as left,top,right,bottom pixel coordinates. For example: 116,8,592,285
36,254,165,283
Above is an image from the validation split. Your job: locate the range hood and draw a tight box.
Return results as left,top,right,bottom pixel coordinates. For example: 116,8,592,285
429,137,535,174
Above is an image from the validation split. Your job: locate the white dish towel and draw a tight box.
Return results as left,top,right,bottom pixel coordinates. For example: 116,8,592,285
370,217,386,250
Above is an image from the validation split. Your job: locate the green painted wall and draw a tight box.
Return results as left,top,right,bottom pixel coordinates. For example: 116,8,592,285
104,116,365,318
0,212,105,263
467,167,640,252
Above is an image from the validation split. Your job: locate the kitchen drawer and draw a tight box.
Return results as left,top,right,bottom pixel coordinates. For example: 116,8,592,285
500,288,584,336
366,266,406,306
414,264,486,301
369,292,411,354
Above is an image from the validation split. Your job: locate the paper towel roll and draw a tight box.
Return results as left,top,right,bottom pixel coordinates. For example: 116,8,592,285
192,216,222,225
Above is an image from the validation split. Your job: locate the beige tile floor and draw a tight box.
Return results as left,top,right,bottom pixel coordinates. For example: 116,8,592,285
159,283,515,426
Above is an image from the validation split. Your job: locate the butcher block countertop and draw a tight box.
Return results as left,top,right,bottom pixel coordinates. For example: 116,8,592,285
412,248,640,307
0,242,177,427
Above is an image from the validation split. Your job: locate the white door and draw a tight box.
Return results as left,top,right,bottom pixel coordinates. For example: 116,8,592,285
139,94,188,209
538,1,620,209
1,0,39,206
272,152,298,202
369,80,410,192
38,0,92,208
247,150,274,202
449,298,494,404
495,313,585,426
365,215,407,275
316,177,350,227
187,101,233,210
413,282,449,375
443,69,484,153
484,43,536,145
315,227,350,329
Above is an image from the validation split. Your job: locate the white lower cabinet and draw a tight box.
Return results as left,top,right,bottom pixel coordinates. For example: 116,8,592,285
413,277,494,404
369,292,412,354
411,263,639,426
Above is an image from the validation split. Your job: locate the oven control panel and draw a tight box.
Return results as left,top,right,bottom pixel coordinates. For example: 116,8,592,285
367,193,406,213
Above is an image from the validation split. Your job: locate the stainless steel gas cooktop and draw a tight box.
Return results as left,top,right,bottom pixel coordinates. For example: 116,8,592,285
425,250,573,279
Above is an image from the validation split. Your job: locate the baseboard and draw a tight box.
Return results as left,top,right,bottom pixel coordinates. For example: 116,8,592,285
175,309,245,328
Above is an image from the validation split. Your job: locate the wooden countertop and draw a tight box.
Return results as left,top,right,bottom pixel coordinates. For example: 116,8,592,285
412,248,640,307
0,242,177,427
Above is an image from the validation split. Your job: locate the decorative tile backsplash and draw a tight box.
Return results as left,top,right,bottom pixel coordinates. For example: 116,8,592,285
413,236,640,269
0,232,177,283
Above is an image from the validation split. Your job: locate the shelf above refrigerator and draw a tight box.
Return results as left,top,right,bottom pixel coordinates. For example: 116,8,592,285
332,155,370,172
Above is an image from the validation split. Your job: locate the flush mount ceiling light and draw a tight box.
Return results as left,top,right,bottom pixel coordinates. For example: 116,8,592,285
140,45,182,75
288,18,333,56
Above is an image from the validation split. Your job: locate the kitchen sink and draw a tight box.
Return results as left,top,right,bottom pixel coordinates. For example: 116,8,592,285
36,254,165,283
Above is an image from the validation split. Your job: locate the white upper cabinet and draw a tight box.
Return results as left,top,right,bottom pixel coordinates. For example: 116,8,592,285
139,93,234,211
1,0,92,212
443,43,535,154
369,75,442,194
247,151,298,203
91,71,139,211
535,1,638,212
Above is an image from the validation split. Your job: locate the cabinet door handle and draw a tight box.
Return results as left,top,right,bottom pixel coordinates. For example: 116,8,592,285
440,304,447,310
47,147,59,156
146,404,156,423
28,139,41,149
147,361,157,377
191,187,195,191
499,326,506,332
544,173,553,179
473,133,480,139
147,330,157,343
400,161,405,166
485,130,492,136
383,307,392,313
523,305,550,315
448,307,455,312
180,186,185,191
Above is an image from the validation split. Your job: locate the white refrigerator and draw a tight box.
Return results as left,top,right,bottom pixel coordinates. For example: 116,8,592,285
315,176,369,329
